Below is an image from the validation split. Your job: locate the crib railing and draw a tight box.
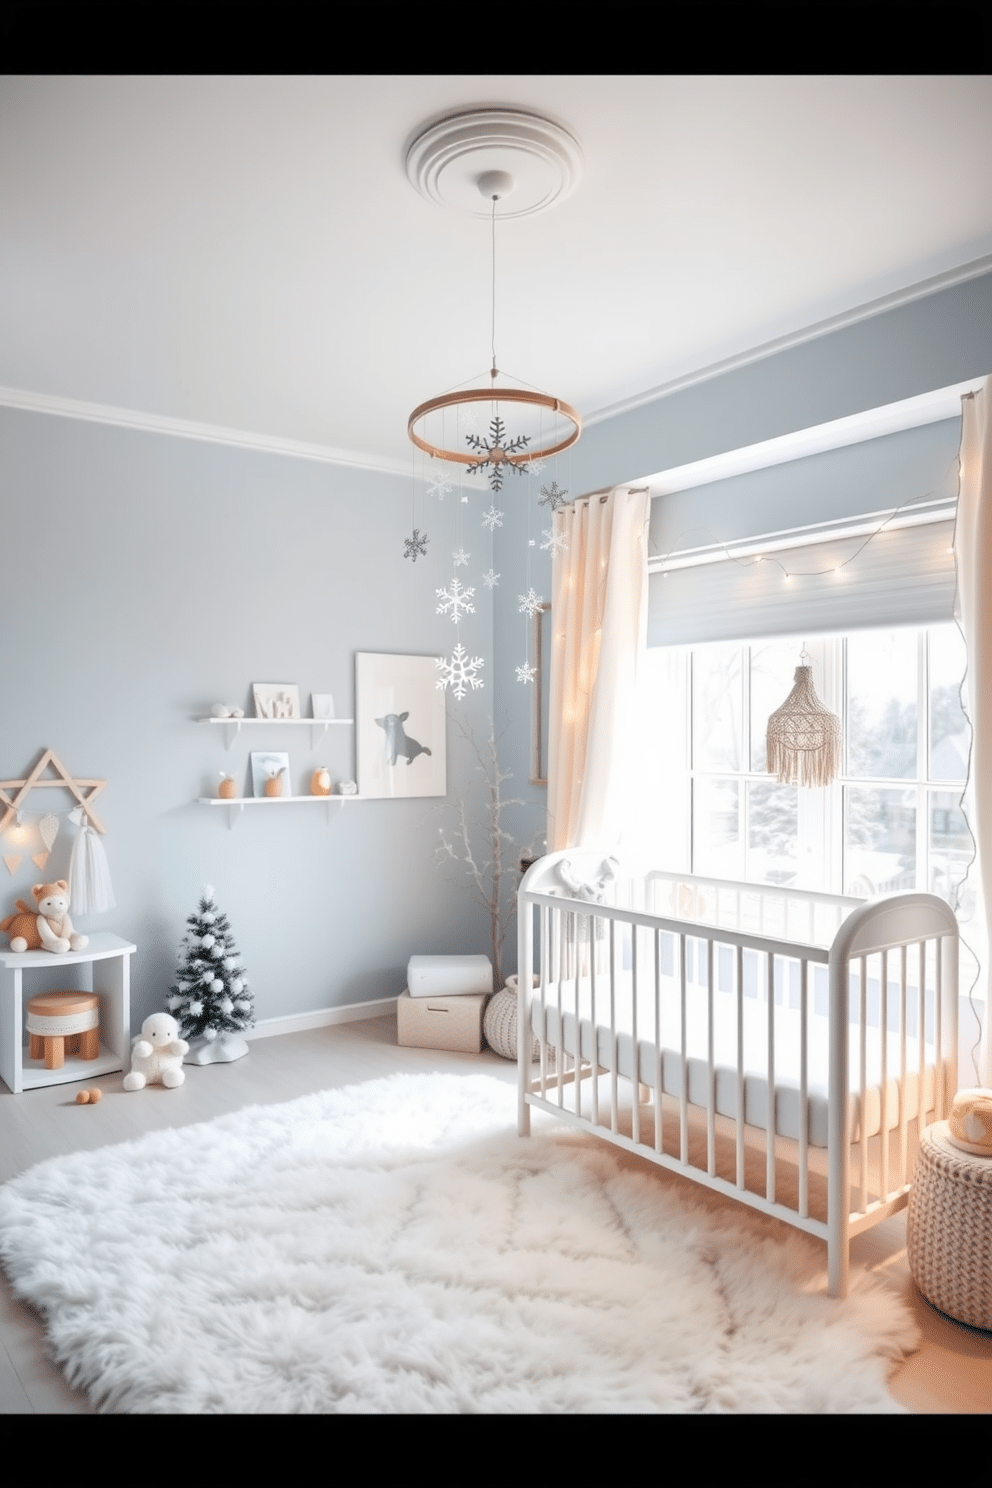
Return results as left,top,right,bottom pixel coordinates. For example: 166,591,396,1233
517,852,959,1298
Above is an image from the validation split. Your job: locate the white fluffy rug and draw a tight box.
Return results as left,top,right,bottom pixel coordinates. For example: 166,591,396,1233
0,1073,917,1413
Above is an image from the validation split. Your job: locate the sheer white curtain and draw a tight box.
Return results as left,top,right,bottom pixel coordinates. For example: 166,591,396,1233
955,377,992,1087
547,485,651,851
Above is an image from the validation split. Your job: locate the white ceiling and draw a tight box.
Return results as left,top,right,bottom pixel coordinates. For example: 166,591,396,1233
1,74,990,470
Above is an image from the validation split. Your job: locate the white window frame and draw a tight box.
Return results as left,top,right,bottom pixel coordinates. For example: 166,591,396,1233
641,623,969,904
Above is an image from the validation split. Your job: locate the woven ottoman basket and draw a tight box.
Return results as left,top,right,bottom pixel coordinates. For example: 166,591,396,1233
484,976,556,1064
907,1122,992,1332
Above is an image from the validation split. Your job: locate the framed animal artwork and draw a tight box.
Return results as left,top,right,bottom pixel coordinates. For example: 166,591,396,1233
355,654,447,799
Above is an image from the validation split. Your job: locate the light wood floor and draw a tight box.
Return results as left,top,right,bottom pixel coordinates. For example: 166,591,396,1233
0,1014,989,1414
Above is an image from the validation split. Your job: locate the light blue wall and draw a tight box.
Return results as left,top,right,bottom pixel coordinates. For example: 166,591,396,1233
568,270,992,495
0,407,499,1027
3,272,989,1027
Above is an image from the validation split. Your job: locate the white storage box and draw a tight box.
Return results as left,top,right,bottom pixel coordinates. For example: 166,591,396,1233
396,990,488,1054
406,954,493,998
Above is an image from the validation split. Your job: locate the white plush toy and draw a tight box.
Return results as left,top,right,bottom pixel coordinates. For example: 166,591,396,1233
123,1012,189,1091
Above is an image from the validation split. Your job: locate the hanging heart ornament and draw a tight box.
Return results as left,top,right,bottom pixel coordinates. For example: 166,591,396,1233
40,814,60,852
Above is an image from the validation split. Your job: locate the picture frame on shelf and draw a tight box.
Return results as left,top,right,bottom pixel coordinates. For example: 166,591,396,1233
252,683,300,720
356,653,446,799
249,751,292,799
311,693,335,720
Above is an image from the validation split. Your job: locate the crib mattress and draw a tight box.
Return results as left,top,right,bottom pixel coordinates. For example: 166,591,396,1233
531,976,939,1148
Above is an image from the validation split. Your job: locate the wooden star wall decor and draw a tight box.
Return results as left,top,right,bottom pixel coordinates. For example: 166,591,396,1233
0,749,107,836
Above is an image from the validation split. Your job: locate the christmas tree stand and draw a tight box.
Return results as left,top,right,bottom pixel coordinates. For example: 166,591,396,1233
184,1031,250,1065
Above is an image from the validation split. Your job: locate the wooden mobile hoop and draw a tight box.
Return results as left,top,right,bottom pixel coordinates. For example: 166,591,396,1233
407,385,582,469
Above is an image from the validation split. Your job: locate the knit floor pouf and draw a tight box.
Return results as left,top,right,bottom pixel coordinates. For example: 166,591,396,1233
907,1121,992,1331
483,977,553,1063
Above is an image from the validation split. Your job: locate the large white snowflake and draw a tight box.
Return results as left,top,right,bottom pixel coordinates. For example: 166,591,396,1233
436,578,476,622
481,504,504,531
516,662,537,684
481,568,500,589
518,587,544,617
425,471,454,501
453,548,470,567
436,644,485,699
540,526,568,556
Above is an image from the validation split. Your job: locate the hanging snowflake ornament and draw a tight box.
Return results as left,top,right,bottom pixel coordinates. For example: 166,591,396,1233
436,578,476,622
518,587,544,618
524,457,546,475
481,569,500,589
465,415,530,492
538,480,568,511
453,548,471,567
540,526,568,556
516,662,537,684
403,528,429,562
481,505,504,531
425,470,454,501
436,644,485,700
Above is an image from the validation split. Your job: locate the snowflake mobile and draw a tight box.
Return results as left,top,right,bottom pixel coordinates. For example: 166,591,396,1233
515,662,537,684
481,568,500,589
436,578,476,622
538,480,568,511
465,416,531,492
518,587,544,618
481,504,504,531
436,644,485,700
540,526,568,556
453,548,471,567
403,528,429,562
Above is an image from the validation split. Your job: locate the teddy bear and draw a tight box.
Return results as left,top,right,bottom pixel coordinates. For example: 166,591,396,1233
123,1012,189,1091
0,880,89,954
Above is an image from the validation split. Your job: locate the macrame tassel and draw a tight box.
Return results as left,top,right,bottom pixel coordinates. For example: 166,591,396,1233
766,665,842,787
69,821,116,913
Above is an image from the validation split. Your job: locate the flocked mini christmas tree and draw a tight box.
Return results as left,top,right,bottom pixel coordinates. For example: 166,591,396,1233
167,885,253,1064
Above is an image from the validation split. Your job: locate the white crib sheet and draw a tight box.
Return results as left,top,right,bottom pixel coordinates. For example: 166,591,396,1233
531,974,938,1148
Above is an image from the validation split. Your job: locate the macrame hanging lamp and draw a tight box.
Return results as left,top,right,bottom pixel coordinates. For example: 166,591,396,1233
766,648,843,787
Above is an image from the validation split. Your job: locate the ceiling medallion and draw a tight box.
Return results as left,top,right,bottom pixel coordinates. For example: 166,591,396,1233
404,107,582,220
405,109,582,488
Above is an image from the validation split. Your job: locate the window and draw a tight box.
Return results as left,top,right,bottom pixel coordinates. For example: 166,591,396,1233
628,622,971,909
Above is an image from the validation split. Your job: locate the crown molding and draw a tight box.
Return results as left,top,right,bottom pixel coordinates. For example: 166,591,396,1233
585,254,992,429
0,385,413,479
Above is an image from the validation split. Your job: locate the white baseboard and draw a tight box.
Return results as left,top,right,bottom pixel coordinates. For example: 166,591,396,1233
246,996,398,1041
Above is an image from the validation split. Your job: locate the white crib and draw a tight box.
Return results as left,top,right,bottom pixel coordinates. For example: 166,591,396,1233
516,849,959,1297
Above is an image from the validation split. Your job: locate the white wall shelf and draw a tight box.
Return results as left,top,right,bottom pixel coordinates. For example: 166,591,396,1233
197,717,354,751
197,795,364,827
0,933,135,1094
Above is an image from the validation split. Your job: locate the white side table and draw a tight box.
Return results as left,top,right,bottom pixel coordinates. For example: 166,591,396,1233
0,933,135,1093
